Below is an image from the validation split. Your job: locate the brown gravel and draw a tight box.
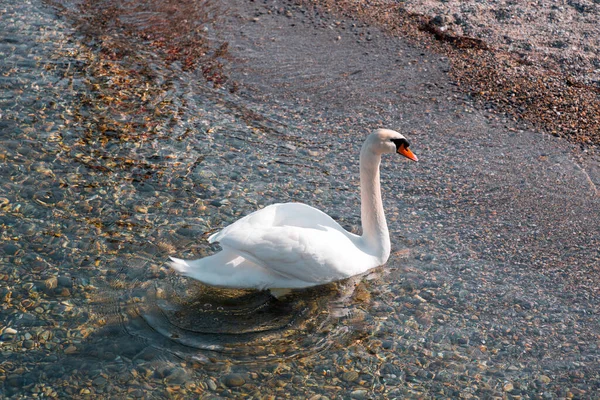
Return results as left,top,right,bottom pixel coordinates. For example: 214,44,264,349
303,0,600,146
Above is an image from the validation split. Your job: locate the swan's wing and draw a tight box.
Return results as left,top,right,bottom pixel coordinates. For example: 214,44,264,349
218,226,362,283
208,203,350,244
208,203,366,283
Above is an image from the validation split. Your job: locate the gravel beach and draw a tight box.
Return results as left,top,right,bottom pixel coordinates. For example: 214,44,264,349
310,0,600,146
1,0,599,398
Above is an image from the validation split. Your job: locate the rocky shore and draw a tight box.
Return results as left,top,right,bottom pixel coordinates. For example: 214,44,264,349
306,0,600,146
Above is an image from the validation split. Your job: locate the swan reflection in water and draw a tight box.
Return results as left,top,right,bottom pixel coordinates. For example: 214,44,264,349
128,268,385,363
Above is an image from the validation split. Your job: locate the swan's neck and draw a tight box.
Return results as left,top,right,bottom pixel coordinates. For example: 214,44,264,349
359,147,391,262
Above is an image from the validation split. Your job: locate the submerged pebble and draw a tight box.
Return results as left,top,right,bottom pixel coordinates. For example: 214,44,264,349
223,373,246,387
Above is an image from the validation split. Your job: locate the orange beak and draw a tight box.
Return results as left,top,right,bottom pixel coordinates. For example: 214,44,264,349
398,144,418,162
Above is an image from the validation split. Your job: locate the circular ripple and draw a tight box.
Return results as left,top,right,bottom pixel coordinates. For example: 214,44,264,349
112,272,373,364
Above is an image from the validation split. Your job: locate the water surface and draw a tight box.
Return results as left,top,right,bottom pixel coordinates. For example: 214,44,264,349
1,0,599,398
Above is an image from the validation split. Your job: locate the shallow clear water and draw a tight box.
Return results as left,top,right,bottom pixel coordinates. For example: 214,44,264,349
0,0,415,396
1,0,599,398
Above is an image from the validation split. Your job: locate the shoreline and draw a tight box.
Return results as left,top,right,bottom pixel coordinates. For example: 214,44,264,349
304,0,600,147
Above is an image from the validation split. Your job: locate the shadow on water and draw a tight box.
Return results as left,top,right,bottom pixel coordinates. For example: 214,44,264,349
88,259,383,365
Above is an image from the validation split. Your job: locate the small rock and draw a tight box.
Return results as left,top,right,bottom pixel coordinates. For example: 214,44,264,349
92,376,107,387
39,330,52,341
4,327,17,335
44,276,58,289
350,389,368,399
3,243,19,255
207,379,217,391
57,276,72,288
353,283,370,302
381,340,394,349
341,371,359,382
6,374,24,387
164,367,188,384
539,375,551,384
223,373,246,387
503,382,514,392
129,389,144,398
210,199,230,207
64,345,77,354
23,340,35,349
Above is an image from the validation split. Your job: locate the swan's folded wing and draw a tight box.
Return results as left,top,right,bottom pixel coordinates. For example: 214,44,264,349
215,224,362,283
208,203,349,245
208,205,277,245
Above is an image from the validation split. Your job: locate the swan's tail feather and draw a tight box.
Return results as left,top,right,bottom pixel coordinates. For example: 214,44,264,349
167,251,275,289
168,256,191,275
167,251,312,290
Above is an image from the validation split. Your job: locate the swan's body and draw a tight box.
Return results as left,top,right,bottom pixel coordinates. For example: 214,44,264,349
169,129,417,291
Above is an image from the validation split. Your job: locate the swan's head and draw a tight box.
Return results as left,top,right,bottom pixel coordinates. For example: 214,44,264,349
365,129,418,161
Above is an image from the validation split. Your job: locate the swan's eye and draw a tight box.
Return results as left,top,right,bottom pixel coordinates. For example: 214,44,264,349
390,138,410,151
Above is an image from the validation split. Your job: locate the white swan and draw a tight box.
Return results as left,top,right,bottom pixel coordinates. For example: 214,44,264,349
169,129,418,292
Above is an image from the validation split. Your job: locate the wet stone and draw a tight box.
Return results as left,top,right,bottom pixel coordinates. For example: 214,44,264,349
341,371,359,382
6,375,22,389
135,182,155,193
381,363,404,381
223,373,246,387
539,375,551,384
210,199,230,207
3,327,17,337
129,389,144,398
15,313,37,325
350,389,368,399
3,243,19,255
44,276,58,289
92,376,107,387
207,379,217,391
163,367,188,384
57,276,72,288
176,226,203,237
33,189,63,205
381,340,395,350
